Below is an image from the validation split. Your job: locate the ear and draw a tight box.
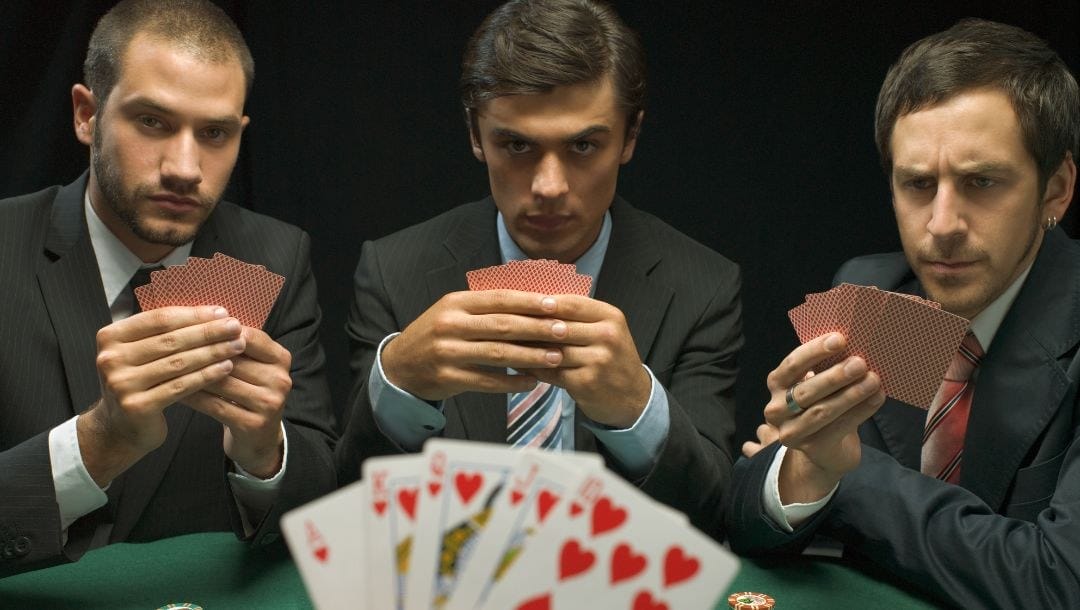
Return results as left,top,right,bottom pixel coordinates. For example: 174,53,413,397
72,84,97,146
620,110,644,164
1041,151,1076,222
466,108,485,162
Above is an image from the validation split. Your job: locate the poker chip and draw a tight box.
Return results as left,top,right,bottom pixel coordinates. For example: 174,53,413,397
728,591,775,609
156,604,203,610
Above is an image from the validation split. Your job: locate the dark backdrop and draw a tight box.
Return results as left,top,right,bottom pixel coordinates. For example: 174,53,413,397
2,1,1078,445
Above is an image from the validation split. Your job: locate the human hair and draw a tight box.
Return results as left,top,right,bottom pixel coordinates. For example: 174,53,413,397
875,18,1080,187
84,0,254,110
460,0,646,132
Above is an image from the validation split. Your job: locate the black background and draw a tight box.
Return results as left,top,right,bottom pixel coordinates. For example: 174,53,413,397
2,1,1077,444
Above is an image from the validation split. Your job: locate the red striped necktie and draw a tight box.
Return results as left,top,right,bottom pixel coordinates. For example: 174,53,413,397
921,332,984,484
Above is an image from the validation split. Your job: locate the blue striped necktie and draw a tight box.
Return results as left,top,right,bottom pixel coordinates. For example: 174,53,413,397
507,382,563,449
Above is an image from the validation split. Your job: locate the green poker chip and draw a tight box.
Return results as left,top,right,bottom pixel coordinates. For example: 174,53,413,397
157,604,204,610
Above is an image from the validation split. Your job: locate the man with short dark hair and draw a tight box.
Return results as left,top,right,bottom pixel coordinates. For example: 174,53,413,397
0,0,336,576
337,0,743,537
727,19,1079,606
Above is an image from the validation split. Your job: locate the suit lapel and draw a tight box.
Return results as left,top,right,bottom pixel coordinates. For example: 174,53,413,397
36,175,112,415
430,200,507,443
961,230,1080,508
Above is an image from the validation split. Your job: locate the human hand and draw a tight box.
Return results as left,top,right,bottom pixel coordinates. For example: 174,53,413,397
381,290,566,401
741,423,780,458
522,295,651,429
186,327,291,479
78,306,245,486
764,333,885,503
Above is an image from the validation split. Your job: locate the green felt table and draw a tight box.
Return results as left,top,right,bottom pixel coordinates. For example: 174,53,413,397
0,532,943,609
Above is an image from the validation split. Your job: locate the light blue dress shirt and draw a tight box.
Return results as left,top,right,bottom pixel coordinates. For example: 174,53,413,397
369,210,670,478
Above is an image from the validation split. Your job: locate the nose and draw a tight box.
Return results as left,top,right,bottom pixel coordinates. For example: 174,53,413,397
160,130,202,189
531,153,569,201
926,183,966,240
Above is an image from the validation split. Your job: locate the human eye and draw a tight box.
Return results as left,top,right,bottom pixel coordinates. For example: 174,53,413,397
505,140,532,155
137,115,165,130
970,176,996,189
571,140,597,155
201,126,230,144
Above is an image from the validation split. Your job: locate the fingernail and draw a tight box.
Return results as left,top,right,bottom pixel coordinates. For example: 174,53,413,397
541,297,556,311
213,307,228,319
229,339,245,351
825,333,843,351
551,321,567,336
545,350,561,364
225,319,241,333
218,360,233,373
844,358,866,376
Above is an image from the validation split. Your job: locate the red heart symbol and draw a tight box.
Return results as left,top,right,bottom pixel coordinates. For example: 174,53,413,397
610,542,648,584
537,490,559,523
511,490,525,506
569,502,584,517
428,481,442,497
558,539,596,581
591,496,627,536
373,500,387,516
313,546,329,563
663,546,700,587
633,590,669,610
455,472,483,504
398,487,418,520
515,593,551,610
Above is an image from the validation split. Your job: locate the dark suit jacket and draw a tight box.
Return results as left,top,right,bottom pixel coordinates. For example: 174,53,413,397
0,173,338,577
336,197,743,537
726,228,1080,607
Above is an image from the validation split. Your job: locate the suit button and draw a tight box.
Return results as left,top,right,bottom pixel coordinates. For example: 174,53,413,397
13,536,30,557
1,543,14,560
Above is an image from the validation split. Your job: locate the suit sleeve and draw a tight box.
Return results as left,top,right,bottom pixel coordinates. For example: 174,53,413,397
638,264,743,539
728,440,1080,607
336,240,411,484
234,230,338,544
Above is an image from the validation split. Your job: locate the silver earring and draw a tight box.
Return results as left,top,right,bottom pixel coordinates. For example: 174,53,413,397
1044,215,1058,231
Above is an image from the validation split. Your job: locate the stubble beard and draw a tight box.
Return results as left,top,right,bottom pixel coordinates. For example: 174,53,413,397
91,126,216,248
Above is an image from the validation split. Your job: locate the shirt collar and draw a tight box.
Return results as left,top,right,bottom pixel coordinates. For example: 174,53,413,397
85,189,192,309
496,210,612,298
967,263,1032,353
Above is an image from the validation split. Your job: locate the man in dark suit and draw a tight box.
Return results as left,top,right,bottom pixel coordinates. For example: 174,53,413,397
0,0,336,576
727,19,1079,606
336,0,742,537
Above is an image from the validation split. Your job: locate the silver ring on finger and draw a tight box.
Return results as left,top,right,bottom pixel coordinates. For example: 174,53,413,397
785,382,805,415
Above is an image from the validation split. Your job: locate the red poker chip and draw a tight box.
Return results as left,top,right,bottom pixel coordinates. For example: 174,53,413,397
728,591,776,609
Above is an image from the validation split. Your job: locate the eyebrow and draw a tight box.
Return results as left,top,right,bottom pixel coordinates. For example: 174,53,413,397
122,96,242,128
893,162,1015,180
490,125,612,143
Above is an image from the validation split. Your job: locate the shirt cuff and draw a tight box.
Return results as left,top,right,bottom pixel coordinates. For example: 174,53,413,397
583,364,669,479
762,444,836,532
370,333,446,451
227,421,288,536
50,416,108,532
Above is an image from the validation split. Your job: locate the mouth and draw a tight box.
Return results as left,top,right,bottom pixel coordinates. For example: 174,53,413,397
921,259,978,275
523,214,571,231
148,193,201,214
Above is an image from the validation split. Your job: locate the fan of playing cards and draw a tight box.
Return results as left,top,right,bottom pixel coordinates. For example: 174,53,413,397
134,252,286,328
466,259,593,295
788,283,971,409
282,440,738,610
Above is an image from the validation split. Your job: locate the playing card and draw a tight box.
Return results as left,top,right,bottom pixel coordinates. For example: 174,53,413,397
481,467,707,610
405,439,526,610
281,480,370,610
788,283,970,409
362,454,427,610
466,259,592,296
133,252,285,328
445,451,604,610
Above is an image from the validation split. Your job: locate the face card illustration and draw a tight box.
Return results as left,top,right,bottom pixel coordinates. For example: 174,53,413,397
445,451,603,610
281,480,370,610
404,440,525,610
362,454,426,610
